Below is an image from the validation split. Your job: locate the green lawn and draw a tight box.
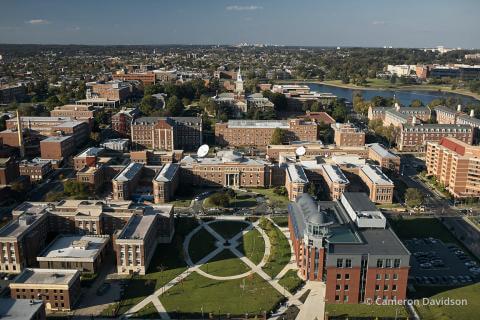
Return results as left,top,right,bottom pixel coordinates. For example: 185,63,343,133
160,272,285,318
132,302,159,319
188,227,218,264
237,228,265,265
325,303,408,319
278,270,304,294
200,249,250,276
105,218,198,316
259,218,291,278
416,283,480,320
248,188,289,209
208,220,249,239
271,216,289,227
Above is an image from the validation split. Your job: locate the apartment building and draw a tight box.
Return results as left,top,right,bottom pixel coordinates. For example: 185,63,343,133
215,119,318,147
426,137,480,198
332,123,365,147
358,165,394,204
368,104,431,123
19,160,53,181
113,205,174,275
10,268,81,311
131,117,202,151
288,193,410,304
397,123,473,152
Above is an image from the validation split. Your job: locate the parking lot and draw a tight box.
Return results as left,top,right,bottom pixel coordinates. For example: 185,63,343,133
405,237,479,286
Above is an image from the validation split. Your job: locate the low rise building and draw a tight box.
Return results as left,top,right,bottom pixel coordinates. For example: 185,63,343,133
10,268,81,311
367,143,401,173
332,123,365,147
111,108,140,137
285,164,309,201
86,80,135,102
358,165,394,204
19,160,53,181
320,164,349,200
130,150,183,165
50,104,95,122
288,193,410,304
266,143,368,162
153,163,180,203
101,138,130,152
40,136,76,161
112,162,144,200
368,104,431,123
0,157,19,186
215,119,318,147
37,235,109,273
0,298,46,320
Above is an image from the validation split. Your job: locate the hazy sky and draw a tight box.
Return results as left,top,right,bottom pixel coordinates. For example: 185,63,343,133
0,0,478,48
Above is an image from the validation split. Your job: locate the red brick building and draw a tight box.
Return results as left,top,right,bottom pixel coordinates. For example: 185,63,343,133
40,136,76,161
0,157,19,186
288,193,410,304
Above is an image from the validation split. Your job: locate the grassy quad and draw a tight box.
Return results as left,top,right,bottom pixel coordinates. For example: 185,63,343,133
132,302,159,319
325,303,408,319
278,270,304,294
259,218,291,278
271,216,289,227
200,249,251,277
188,226,218,264
248,188,290,209
237,228,265,265
160,272,285,318
101,218,198,317
208,220,249,239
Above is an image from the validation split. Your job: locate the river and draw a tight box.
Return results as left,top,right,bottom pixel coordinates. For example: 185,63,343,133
307,83,480,106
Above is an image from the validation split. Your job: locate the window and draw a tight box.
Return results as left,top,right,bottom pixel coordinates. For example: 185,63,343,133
385,259,392,268
344,285,349,291
384,284,389,290
385,274,390,280
377,259,383,268
392,285,397,291
337,259,343,268
335,295,340,301
345,259,352,268
336,274,342,280
375,284,380,291
394,259,401,268
336,284,341,291
376,274,381,280
393,273,398,280
345,273,350,280
344,295,349,302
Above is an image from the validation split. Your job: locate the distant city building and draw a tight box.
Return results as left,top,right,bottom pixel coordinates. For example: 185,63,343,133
272,84,337,109
86,80,136,103
288,193,410,304
113,70,156,85
386,65,416,77
0,84,26,104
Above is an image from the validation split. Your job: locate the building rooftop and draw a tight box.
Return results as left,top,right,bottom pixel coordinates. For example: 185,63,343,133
360,165,393,185
114,162,144,182
0,213,47,239
0,299,44,320
287,164,309,184
368,143,399,159
117,214,156,240
403,123,471,131
321,164,349,184
12,268,80,286
37,235,109,262
40,135,72,143
76,147,104,158
155,163,179,182
227,119,290,129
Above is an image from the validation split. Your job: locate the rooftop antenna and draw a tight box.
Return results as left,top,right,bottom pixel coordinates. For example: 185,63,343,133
197,144,209,158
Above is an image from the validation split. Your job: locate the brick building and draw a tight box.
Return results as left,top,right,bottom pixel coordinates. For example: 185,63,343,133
367,143,401,173
319,164,350,200
86,80,135,102
131,117,202,151
40,136,76,161
358,165,394,204
0,298,46,320
19,160,53,181
332,123,365,147
368,104,431,123
266,143,368,162
0,157,19,186
435,105,480,142
10,268,81,311
215,119,318,147
113,71,156,85
0,84,26,104
288,193,410,304
111,108,140,137
50,104,95,122
285,164,309,201
113,205,174,275
426,137,480,198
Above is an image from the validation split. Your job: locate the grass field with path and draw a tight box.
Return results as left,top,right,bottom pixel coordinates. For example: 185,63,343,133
132,302,158,319
188,226,218,264
249,188,290,209
259,218,291,278
208,220,249,239
278,270,304,294
160,272,284,318
200,249,250,277
325,303,408,318
271,216,289,227
237,228,265,265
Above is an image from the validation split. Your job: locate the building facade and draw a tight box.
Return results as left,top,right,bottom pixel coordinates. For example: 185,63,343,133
332,123,365,147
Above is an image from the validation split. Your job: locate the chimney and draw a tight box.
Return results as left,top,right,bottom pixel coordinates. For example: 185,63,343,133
471,109,475,117
16,111,25,158
457,104,462,112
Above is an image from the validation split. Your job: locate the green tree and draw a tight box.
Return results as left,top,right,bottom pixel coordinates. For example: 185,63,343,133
270,128,286,145
45,95,61,110
140,95,159,115
166,96,184,116
208,192,230,207
405,188,423,208
307,183,317,197
410,99,424,108
332,99,348,122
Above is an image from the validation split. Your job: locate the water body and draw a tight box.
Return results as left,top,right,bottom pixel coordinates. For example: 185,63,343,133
307,83,480,106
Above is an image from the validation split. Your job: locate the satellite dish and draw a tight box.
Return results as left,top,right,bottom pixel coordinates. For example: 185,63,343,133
295,146,306,156
197,144,209,158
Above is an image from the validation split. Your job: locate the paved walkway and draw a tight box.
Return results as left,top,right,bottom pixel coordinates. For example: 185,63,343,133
125,217,311,319
295,281,325,320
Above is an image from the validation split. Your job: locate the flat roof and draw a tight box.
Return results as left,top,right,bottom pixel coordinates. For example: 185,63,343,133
117,214,156,240
76,147,104,158
227,119,290,129
0,214,46,239
40,135,72,142
37,235,108,261
360,165,393,185
0,299,44,319
12,268,79,286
